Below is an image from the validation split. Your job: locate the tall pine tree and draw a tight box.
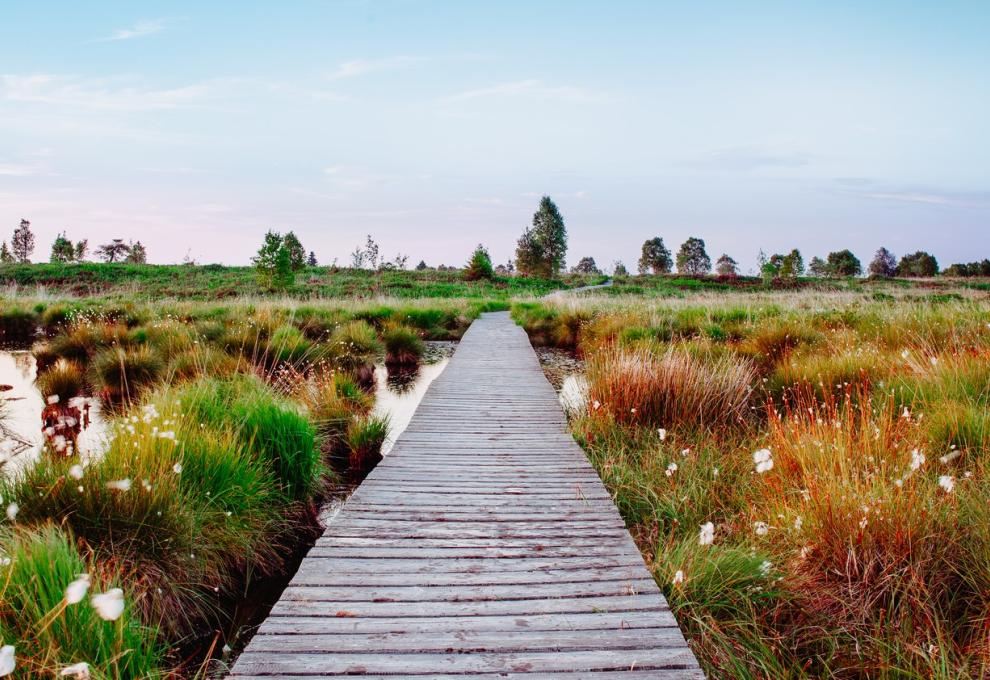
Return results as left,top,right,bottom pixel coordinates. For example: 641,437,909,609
515,196,567,277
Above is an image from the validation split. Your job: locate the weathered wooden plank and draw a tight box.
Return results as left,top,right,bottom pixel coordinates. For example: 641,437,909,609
278,578,660,602
268,594,666,618
336,512,627,524
229,312,698,678
289,566,652,587
243,627,686,653
256,610,677,635
292,556,646,573
232,648,700,675
314,536,635,549
307,540,629,560
231,672,704,680
327,518,626,530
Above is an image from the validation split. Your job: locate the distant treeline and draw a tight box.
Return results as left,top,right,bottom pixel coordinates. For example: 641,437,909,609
4,202,988,282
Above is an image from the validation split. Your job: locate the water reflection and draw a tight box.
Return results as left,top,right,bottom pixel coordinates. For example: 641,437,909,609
0,352,108,475
534,346,588,415
0,341,453,473
372,341,454,455
559,374,589,414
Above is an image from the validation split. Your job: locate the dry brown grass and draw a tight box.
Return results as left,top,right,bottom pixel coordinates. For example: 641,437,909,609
586,344,755,432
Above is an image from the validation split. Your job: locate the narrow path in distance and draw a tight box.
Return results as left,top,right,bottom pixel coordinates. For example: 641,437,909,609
230,311,702,678
545,278,613,299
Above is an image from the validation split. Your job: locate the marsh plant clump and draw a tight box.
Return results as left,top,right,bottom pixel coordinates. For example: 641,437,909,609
2,379,319,640
382,325,425,367
35,358,85,400
0,525,164,678
518,289,990,678
345,415,390,480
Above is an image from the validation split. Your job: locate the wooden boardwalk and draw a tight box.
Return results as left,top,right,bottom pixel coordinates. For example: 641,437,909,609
230,312,702,678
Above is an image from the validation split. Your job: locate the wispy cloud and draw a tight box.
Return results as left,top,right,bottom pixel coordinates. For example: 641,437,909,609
320,165,390,194
859,191,956,206
1,74,210,111
690,144,815,172
834,179,990,209
463,197,507,206
0,162,42,176
97,19,168,42
442,79,606,104
0,150,53,176
520,190,587,199
326,56,422,81
856,189,989,208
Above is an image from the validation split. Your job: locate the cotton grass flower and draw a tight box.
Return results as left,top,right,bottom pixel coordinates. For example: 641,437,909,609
64,574,90,604
0,645,14,676
106,479,131,492
5,503,17,522
60,662,90,678
910,448,925,471
938,475,955,493
665,462,677,477
754,521,769,536
940,450,961,464
657,428,667,440
141,404,159,423
672,570,685,585
68,464,84,480
172,463,183,474
752,448,773,473
699,521,714,546
91,588,125,621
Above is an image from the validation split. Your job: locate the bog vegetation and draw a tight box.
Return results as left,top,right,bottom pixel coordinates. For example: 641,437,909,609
513,287,990,678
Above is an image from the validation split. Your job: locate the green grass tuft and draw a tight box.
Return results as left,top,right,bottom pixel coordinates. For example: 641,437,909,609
0,525,164,678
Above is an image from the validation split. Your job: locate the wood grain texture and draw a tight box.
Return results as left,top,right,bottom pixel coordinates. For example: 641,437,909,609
229,312,702,678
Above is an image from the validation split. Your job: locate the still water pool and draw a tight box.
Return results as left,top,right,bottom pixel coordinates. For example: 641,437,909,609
0,351,108,475
0,342,454,475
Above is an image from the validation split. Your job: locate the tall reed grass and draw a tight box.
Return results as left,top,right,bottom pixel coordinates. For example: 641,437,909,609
586,345,754,432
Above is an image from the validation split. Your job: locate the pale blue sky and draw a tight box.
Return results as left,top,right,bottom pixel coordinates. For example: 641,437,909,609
1,1,987,271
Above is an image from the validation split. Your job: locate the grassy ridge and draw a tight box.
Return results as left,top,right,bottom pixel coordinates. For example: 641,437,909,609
0,263,598,300
601,273,988,298
514,290,990,678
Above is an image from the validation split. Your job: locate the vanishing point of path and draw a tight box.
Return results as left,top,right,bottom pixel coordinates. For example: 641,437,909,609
230,312,702,678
